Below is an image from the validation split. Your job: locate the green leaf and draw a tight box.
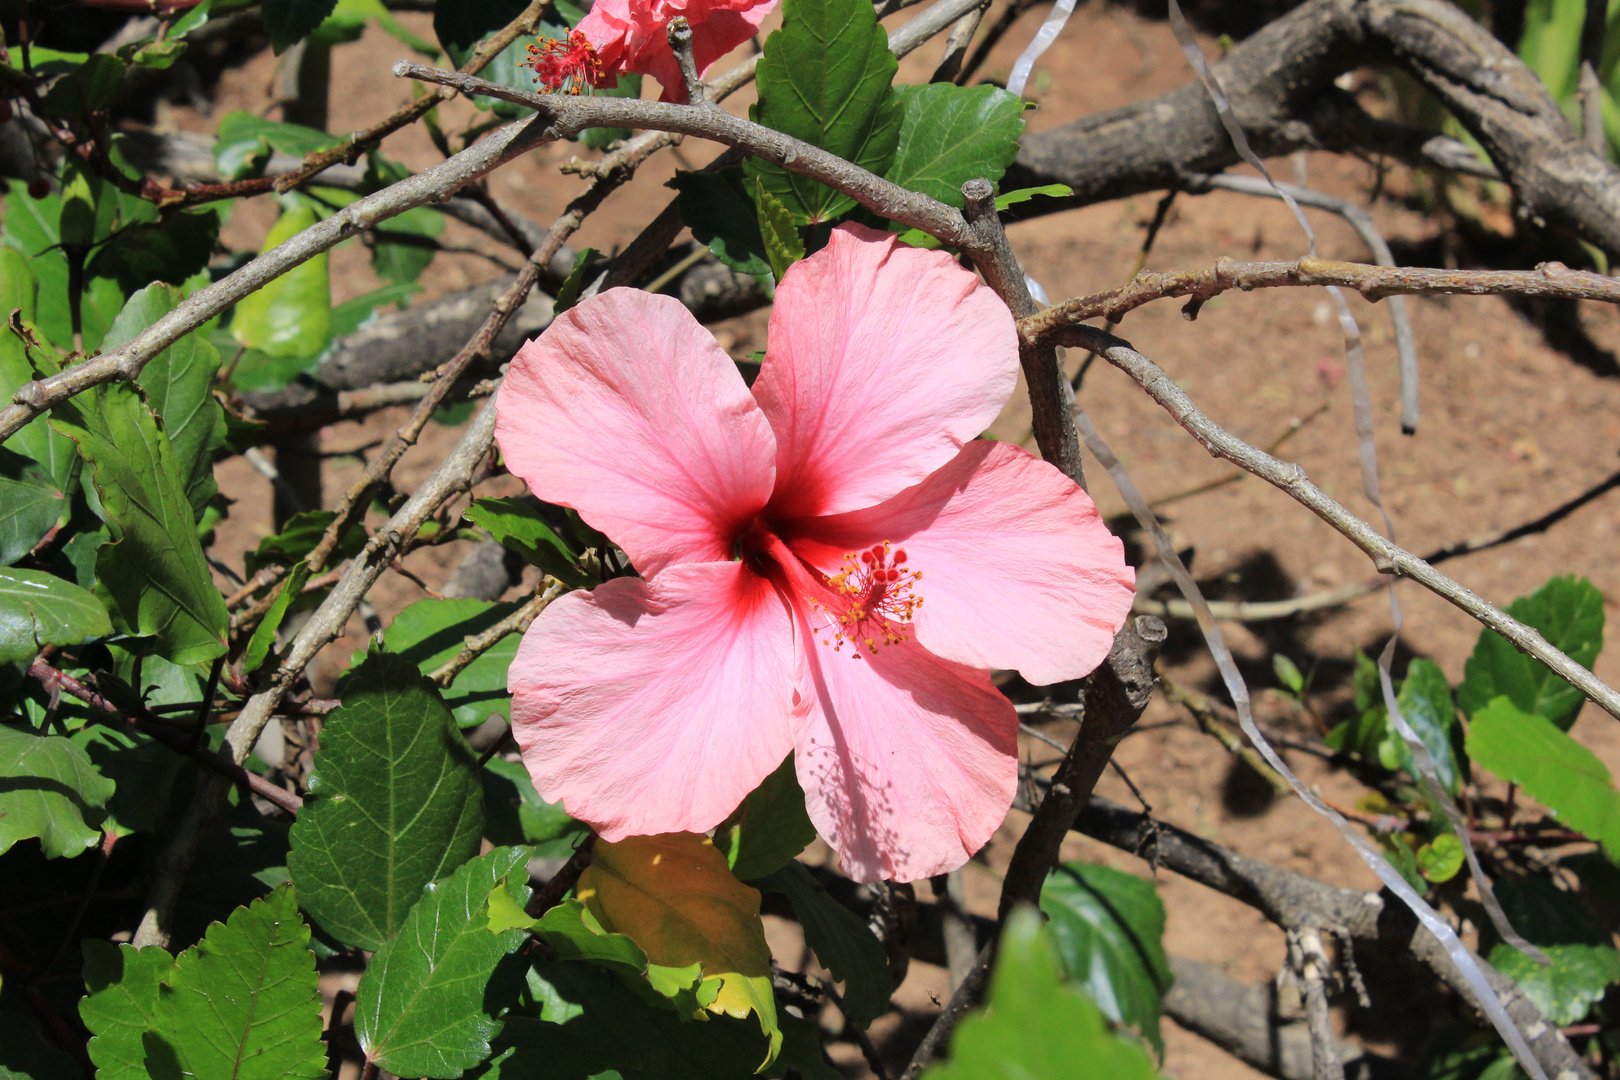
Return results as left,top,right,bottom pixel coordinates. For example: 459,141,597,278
433,0,541,114
674,168,772,277
1392,658,1463,794
463,498,590,586
777,1013,842,1080
883,83,1025,208
433,0,531,64
123,38,188,70
243,561,309,677
214,114,345,180
329,282,419,337
231,204,332,362
371,205,443,286
41,53,126,118
1039,862,1174,1055
243,508,364,576
551,248,602,317
0,567,111,662
356,845,532,1078
1483,874,1620,1026
88,209,220,295
1417,833,1465,883
103,283,227,520
1466,696,1620,858
1273,653,1305,694
75,725,179,838
1491,941,1619,1027
473,961,772,1080
318,0,440,53
2,179,125,351
745,0,903,223
0,724,115,858
714,755,817,881
755,861,890,1027
923,907,1162,1080
0,248,78,499
489,892,653,977
0,448,64,566
288,651,484,950
756,184,805,282
263,0,340,52
50,381,229,665
170,0,214,38
480,757,587,855
382,597,522,726
172,803,297,951
154,884,327,1080
1457,576,1605,730
81,940,174,1080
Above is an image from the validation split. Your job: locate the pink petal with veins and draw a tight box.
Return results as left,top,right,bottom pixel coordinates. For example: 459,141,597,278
791,627,1017,883
510,561,798,841
753,224,1018,520
495,288,775,579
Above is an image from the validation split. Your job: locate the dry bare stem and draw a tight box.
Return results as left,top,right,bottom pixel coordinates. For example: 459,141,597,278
1021,256,1620,343
1060,323,1620,723
0,118,548,446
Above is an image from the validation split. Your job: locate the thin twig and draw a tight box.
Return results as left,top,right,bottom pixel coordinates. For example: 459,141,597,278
899,942,993,1080
28,660,302,815
1136,462,1620,622
0,118,549,446
430,581,564,687
1061,323,1620,723
528,836,596,916
1182,172,1421,432
176,0,556,206
1021,256,1620,345
395,63,971,246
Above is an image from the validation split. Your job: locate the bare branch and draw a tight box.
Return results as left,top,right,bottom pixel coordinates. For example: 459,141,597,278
0,117,550,447
1061,323,1620,724
1021,256,1620,345
430,581,565,687
393,63,970,245
28,660,303,816
996,615,1166,922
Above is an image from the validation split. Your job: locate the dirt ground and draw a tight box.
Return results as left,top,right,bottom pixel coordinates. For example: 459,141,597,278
130,2,1620,1076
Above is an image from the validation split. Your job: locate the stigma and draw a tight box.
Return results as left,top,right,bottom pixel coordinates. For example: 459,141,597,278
526,31,607,95
811,542,924,658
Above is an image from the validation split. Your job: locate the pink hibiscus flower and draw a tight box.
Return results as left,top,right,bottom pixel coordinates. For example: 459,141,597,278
540,0,776,102
495,223,1135,883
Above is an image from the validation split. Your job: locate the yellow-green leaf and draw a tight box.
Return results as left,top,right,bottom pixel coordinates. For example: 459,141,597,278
579,833,781,1067
231,204,331,361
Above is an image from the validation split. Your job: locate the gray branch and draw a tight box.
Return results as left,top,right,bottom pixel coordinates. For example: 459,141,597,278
1007,0,1620,256
1059,323,1620,724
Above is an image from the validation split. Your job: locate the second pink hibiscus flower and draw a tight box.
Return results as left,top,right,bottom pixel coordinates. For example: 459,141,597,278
495,223,1135,883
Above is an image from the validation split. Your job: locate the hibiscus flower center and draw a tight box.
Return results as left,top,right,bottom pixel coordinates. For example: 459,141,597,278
526,31,608,95
736,523,923,659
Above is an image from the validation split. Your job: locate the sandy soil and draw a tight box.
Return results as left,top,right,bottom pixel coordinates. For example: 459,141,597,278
129,3,1620,1076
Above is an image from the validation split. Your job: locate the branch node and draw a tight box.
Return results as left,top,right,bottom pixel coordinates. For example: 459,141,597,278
667,17,705,105
961,177,995,215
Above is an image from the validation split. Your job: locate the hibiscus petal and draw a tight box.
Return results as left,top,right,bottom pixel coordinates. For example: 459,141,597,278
753,223,1018,520
790,441,1135,686
510,561,797,841
496,288,776,577
791,627,1017,883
